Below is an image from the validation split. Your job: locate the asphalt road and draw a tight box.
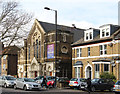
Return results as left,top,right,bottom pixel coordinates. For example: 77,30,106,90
0,87,115,94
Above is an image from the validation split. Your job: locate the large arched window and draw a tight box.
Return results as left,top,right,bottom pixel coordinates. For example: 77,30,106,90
33,42,35,57
39,41,41,58
36,39,38,58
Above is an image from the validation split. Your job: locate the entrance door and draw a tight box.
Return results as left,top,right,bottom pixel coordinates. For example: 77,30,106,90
86,66,91,79
35,71,37,77
50,72,52,76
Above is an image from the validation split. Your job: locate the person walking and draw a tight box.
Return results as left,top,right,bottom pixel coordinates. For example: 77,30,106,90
86,78,91,94
42,76,48,89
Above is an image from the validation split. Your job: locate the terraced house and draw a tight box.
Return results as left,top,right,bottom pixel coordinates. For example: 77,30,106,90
72,24,120,80
18,19,84,78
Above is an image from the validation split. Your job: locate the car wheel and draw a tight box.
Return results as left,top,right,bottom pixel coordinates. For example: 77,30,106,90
14,84,17,89
4,83,7,88
91,86,96,92
109,87,113,92
23,85,27,91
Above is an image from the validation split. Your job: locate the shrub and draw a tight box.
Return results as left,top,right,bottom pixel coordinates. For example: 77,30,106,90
100,72,116,80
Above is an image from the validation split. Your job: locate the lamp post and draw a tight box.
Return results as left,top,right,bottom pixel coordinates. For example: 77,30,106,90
44,7,57,87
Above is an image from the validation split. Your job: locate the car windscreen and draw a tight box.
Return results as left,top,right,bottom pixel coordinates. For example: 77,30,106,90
24,78,35,82
80,79,86,82
47,77,55,80
70,78,78,81
115,81,120,85
91,79,99,83
35,76,44,80
5,76,16,80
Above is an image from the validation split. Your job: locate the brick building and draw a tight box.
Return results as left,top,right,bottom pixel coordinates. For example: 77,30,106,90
72,24,120,80
18,19,84,78
1,45,20,76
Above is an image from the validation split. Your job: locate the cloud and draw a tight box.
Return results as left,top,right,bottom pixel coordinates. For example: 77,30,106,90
19,0,118,29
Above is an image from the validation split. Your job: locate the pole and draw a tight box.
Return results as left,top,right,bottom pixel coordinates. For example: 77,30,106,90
44,7,57,87
55,10,57,87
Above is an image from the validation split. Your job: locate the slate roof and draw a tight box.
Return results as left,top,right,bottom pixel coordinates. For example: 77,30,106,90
38,20,85,42
72,28,120,47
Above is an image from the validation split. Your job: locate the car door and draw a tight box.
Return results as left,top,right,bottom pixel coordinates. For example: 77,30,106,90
99,79,107,90
2,76,6,86
18,78,24,89
16,78,21,88
17,78,23,89
20,78,25,89
0,76,3,86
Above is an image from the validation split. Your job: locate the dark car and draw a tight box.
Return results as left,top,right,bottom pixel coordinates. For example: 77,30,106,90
57,77,69,83
90,78,114,92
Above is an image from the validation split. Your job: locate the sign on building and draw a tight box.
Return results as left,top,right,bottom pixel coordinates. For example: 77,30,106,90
47,44,54,59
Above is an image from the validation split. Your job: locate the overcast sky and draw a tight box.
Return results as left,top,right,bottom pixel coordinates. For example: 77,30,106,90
18,0,119,29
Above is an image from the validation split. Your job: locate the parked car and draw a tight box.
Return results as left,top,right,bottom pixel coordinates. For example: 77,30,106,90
90,78,114,92
57,77,69,83
34,76,44,84
14,78,41,91
113,80,120,94
46,76,56,87
35,76,55,88
69,78,87,89
56,77,70,88
0,75,16,88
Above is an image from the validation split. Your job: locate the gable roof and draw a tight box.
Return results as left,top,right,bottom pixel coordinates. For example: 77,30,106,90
27,19,85,43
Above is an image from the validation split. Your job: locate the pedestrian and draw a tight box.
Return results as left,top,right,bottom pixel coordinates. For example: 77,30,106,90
42,76,48,89
86,78,91,94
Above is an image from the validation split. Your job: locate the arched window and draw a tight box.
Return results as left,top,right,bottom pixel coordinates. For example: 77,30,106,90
33,42,35,57
39,41,41,58
36,39,38,58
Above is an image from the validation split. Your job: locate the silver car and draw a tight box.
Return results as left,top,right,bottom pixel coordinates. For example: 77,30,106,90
0,75,16,88
113,80,120,94
69,78,87,89
14,78,41,91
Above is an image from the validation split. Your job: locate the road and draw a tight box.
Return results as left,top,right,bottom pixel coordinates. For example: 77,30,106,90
1,87,115,94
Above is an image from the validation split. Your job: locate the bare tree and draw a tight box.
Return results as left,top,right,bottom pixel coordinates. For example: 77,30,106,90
0,1,33,46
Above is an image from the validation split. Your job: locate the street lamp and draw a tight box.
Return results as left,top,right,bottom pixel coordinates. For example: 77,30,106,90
44,7,57,87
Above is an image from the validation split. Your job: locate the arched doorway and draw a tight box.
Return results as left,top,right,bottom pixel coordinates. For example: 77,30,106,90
48,66,52,76
86,66,91,79
85,64,92,79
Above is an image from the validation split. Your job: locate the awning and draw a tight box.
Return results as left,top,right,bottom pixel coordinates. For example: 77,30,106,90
73,61,83,67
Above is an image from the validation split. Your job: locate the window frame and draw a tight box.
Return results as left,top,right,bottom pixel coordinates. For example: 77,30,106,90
94,64,100,78
76,48,82,57
100,27,110,38
74,67,80,78
88,47,90,57
36,39,39,58
104,64,109,72
28,46,30,60
100,44,107,55
84,30,93,41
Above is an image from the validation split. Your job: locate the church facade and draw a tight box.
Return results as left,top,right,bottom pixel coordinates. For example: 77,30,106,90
17,19,84,78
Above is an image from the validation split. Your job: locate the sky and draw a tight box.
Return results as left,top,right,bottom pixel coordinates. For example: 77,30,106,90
17,0,119,29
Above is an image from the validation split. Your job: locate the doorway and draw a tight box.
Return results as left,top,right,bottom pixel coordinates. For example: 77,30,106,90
35,71,37,77
86,66,92,79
